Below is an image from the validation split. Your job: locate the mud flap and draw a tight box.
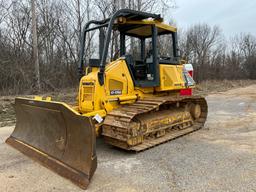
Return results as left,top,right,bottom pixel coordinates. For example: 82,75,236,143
5,98,97,189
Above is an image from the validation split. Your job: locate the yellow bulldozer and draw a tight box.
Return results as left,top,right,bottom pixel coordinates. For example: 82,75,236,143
6,9,208,189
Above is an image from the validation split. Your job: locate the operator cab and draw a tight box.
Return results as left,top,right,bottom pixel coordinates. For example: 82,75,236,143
79,10,180,87
115,17,180,87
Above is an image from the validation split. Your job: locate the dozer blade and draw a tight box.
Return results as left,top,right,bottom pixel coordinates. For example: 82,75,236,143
5,98,97,189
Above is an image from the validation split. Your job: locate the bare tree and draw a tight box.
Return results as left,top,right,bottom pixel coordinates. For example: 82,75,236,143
236,34,256,79
31,0,40,91
181,24,222,81
0,0,255,95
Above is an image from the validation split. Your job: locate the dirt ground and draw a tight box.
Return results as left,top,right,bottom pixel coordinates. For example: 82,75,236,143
0,84,256,192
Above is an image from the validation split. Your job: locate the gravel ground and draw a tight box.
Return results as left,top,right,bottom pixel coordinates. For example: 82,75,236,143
0,85,256,192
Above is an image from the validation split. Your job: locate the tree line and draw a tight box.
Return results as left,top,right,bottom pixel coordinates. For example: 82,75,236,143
179,24,256,82
0,0,255,95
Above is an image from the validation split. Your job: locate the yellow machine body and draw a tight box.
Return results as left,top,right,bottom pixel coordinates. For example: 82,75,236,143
79,59,188,117
77,16,190,123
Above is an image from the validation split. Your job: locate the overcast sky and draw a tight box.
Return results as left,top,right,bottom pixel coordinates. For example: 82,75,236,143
171,0,256,37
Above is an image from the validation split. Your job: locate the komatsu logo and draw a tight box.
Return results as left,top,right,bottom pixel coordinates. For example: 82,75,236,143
110,90,122,95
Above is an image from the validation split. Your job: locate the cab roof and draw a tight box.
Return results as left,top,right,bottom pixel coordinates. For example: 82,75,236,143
111,10,176,37
115,18,177,38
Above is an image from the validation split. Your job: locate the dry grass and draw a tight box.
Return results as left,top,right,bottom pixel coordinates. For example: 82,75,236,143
0,80,255,127
194,79,256,96
0,96,15,126
0,87,78,126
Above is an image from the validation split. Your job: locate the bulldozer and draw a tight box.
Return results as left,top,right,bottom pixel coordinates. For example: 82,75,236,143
6,9,208,189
